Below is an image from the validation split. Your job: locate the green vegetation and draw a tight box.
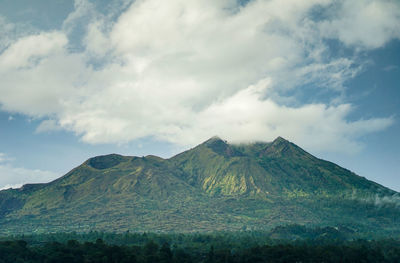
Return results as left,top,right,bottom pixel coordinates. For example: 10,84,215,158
1,230,400,263
0,137,399,236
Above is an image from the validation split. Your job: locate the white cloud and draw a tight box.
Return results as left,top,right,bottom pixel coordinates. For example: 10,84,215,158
0,31,89,116
0,31,67,70
84,20,110,55
0,164,58,190
0,0,399,154
0,16,37,52
0,153,58,190
319,0,400,49
157,79,393,153
35,119,63,133
62,0,97,34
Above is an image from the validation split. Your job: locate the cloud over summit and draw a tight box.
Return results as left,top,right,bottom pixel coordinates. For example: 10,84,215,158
0,0,399,153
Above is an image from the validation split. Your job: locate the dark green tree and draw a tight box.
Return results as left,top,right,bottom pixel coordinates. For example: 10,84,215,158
159,242,173,263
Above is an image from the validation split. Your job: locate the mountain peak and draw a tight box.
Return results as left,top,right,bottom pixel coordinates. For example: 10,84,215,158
263,136,309,158
203,136,225,144
272,136,290,144
200,136,245,157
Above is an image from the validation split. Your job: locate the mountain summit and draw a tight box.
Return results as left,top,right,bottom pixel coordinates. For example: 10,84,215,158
0,137,399,235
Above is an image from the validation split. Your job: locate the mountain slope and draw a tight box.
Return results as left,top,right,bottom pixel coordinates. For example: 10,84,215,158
171,137,272,196
0,137,399,236
172,137,393,197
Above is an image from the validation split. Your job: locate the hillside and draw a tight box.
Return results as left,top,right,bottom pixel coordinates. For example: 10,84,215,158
0,137,399,236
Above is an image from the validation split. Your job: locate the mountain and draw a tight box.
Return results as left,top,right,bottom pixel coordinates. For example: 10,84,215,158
0,137,399,236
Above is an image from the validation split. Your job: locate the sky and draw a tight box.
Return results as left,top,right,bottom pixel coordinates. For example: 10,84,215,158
0,0,399,191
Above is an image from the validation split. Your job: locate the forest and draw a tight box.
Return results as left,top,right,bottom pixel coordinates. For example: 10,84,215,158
1,229,400,263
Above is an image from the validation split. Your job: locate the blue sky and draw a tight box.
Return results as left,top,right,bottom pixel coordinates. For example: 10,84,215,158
0,0,399,191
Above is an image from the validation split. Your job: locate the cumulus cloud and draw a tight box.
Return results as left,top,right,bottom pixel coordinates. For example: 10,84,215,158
319,0,400,49
0,31,67,70
171,80,393,153
0,153,58,190
0,31,89,116
0,0,399,153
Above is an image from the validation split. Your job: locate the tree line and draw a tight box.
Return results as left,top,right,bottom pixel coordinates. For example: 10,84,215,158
1,237,400,263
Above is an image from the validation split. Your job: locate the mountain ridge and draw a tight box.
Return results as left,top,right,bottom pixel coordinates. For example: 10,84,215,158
0,136,398,236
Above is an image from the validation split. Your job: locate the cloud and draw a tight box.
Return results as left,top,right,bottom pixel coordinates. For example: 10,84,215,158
0,31,89,116
373,194,400,207
356,192,400,207
319,0,400,49
62,0,96,33
0,165,58,190
0,0,399,154
35,119,63,133
0,153,58,190
0,153,11,163
0,15,38,53
0,16,15,51
0,31,67,70
158,79,393,153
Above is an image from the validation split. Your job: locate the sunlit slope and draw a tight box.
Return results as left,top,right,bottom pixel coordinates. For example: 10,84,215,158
0,137,398,235
172,137,393,197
